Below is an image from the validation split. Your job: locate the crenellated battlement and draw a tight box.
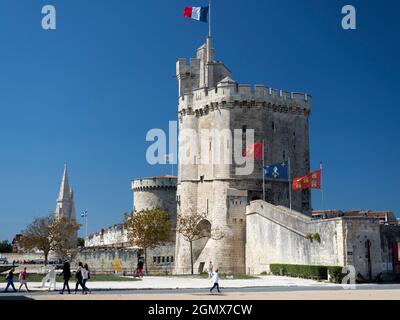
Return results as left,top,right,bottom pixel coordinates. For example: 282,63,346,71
178,81,311,118
131,176,177,192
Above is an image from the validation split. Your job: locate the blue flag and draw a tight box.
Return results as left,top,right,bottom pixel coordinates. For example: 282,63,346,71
264,161,289,180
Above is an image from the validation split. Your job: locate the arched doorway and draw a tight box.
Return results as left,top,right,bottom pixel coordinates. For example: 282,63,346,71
192,219,212,272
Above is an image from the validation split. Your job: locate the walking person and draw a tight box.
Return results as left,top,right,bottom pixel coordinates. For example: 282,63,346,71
82,263,91,295
59,261,71,294
210,269,221,294
74,262,85,294
208,261,213,279
4,268,17,292
137,259,144,278
18,267,30,292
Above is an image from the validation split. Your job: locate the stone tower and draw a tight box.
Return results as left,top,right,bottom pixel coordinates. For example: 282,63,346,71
55,164,76,221
131,176,177,226
174,38,312,274
54,164,77,245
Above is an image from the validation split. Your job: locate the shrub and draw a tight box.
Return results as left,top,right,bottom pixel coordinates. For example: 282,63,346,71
328,266,345,284
306,233,313,241
313,233,321,243
270,264,328,280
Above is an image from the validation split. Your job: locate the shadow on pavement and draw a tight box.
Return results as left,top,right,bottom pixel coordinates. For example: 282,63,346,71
0,295,34,301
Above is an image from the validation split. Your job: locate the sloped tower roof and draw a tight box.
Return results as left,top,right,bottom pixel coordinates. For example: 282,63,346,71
55,164,76,221
57,164,72,201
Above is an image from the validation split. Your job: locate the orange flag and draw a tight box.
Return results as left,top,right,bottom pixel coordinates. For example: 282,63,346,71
292,169,322,190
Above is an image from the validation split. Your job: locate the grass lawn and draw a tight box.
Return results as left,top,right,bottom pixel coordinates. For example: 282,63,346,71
13,274,140,282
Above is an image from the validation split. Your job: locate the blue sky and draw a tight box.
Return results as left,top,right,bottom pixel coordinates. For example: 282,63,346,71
0,0,399,240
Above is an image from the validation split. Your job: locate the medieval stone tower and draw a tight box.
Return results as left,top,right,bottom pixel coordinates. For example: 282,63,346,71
55,164,76,221
54,164,77,245
174,38,312,274
131,176,177,227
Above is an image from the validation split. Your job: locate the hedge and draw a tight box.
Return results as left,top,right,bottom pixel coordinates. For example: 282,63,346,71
270,264,345,283
327,266,346,284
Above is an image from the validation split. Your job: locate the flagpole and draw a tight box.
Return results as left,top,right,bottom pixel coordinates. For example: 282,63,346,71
288,158,292,212
262,140,265,201
320,162,324,210
171,154,174,177
85,211,87,238
208,0,211,38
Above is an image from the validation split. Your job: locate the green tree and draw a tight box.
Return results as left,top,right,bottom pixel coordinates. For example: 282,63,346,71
124,208,171,275
176,209,224,275
77,237,85,248
0,240,12,253
20,215,80,264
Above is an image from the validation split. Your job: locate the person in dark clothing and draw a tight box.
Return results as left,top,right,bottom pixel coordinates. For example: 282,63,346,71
74,262,85,294
4,268,17,292
137,259,144,278
59,261,71,294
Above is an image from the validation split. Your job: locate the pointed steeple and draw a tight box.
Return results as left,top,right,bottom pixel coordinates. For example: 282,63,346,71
55,164,76,221
57,163,71,201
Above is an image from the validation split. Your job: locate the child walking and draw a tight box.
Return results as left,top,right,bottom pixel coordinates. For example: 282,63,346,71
18,267,30,292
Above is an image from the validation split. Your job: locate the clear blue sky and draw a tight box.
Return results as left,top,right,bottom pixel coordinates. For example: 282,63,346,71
0,0,399,241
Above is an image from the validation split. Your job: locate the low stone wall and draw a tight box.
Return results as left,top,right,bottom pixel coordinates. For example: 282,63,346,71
76,243,175,275
0,252,58,263
246,201,383,280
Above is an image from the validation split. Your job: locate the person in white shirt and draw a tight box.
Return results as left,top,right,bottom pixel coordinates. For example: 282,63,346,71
82,263,91,295
210,269,221,293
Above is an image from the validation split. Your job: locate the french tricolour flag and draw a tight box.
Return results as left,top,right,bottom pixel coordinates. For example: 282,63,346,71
184,6,209,23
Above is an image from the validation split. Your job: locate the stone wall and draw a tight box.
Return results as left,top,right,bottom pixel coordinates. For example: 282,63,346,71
246,200,383,280
380,225,400,275
76,244,175,275
85,224,128,248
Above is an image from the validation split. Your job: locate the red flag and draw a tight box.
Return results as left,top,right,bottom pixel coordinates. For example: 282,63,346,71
245,143,263,160
292,169,322,190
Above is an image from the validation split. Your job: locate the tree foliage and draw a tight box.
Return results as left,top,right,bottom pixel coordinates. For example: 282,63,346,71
0,240,12,253
124,208,171,274
20,215,80,264
77,237,85,248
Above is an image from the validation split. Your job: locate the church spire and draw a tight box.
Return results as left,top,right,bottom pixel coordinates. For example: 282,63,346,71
55,164,76,221
58,163,71,201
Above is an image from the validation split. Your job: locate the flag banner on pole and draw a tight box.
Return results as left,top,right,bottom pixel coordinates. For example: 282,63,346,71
244,143,263,160
264,161,289,180
292,169,322,190
184,6,209,23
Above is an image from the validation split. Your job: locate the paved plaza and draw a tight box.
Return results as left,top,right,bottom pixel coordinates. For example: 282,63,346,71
1,275,400,300
0,275,335,292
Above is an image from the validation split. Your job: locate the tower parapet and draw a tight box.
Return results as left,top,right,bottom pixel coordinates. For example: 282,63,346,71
178,82,311,120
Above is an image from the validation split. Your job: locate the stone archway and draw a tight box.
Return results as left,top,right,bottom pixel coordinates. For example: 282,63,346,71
197,219,211,238
192,219,212,265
